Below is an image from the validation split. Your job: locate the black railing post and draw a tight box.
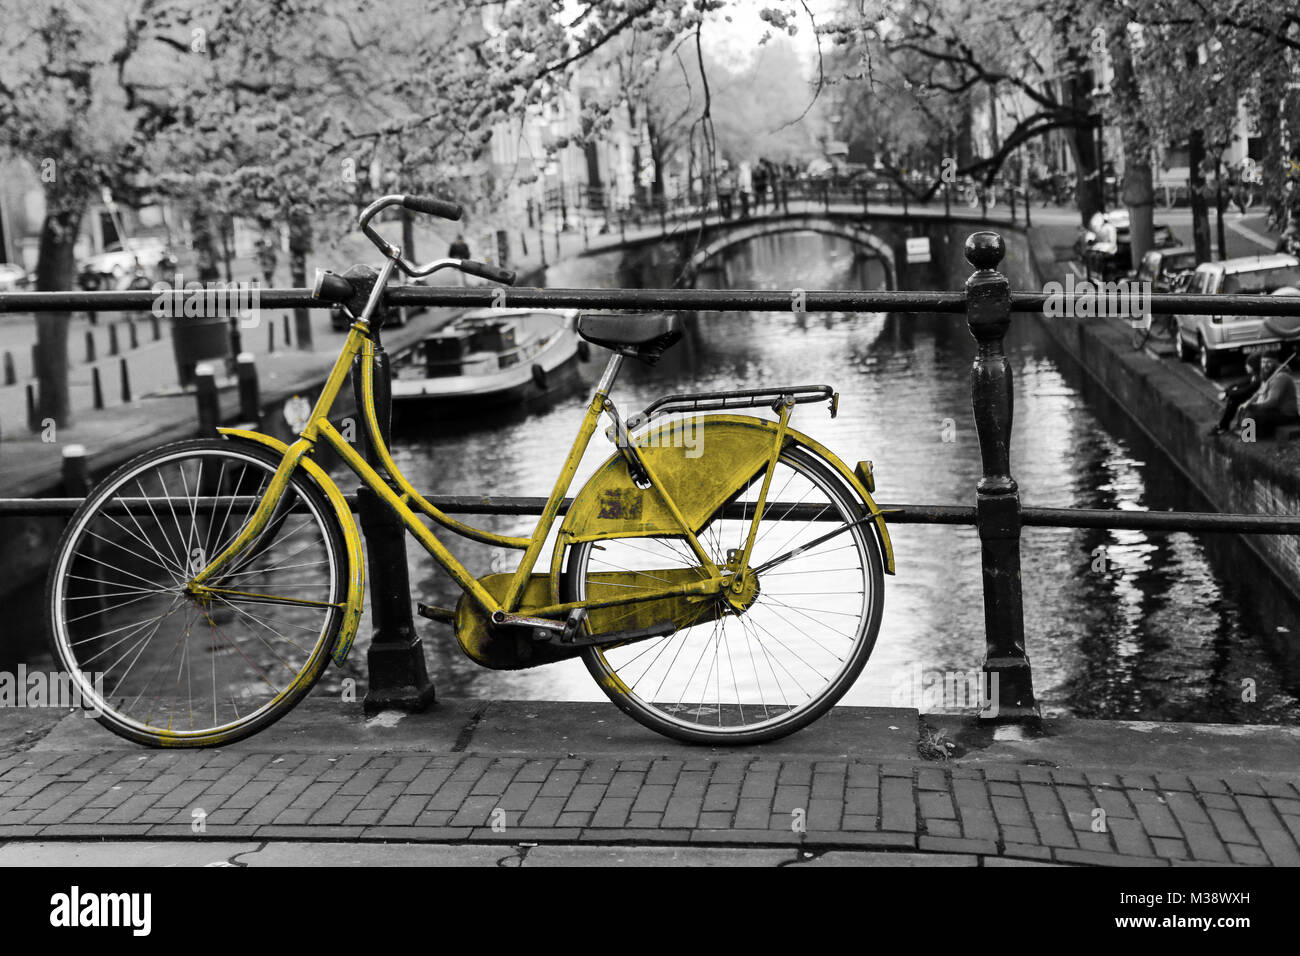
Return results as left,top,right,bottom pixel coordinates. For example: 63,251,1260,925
964,232,1038,722
352,343,435,714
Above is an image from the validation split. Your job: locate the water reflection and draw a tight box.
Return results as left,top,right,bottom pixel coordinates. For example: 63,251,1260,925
326,230,1300,724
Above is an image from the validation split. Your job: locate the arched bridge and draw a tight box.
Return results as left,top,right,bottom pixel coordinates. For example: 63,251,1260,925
586,199,1021,291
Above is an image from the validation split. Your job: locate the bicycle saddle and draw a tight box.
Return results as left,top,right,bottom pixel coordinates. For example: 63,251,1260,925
577,312,683,365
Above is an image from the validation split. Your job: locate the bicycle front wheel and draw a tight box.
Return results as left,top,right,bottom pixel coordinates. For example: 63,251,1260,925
47,439,348,747
563,445,885,745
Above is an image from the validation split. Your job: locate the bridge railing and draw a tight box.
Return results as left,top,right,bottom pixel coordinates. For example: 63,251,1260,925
4,230,1300,721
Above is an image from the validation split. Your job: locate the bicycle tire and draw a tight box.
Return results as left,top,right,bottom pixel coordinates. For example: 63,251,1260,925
562,444,885,745
47,438,348,747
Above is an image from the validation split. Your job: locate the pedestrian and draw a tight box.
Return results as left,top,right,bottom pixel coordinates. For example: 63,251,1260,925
753,162,768,212
1212,354,1262,434
1233,355,1300,438
448,234,471,285
717,162,735,220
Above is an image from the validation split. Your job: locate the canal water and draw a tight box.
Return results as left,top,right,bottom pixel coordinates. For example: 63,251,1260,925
323,229,1300,724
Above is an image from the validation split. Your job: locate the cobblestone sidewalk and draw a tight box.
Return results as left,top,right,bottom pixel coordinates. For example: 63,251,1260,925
3,748,1299,866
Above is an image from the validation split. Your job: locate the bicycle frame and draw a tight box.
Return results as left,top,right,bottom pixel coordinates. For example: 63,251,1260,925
188,269,772,625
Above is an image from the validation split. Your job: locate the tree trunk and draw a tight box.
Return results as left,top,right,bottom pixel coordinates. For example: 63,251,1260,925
1258,76,1283,223
33,206,83,428
1110,23,1154,269
188,205,222,283
288,209,314,350
1188,128,1213,263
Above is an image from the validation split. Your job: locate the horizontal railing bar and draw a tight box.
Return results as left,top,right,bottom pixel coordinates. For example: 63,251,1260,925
4,287,1299,317
2,495,1296,534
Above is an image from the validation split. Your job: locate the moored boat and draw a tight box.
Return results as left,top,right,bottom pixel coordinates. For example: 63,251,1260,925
391,307,589,423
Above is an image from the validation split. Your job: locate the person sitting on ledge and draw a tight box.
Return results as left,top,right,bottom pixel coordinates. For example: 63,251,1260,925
1212,354,1262,434
1232,356,1300,438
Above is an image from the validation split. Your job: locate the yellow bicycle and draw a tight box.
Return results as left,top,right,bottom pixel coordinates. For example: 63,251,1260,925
47,194,895,747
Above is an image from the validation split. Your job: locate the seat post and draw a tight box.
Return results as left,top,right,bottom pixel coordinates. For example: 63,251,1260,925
593,352,624,400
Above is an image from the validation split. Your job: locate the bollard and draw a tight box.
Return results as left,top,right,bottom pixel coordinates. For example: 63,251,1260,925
108,322,119,357
151,314,161,341
964,232,1037,721
91,366,104,410
282,314,291,347
128,318,139,350
2,351,14,386
61,444,90,496
84,329,96,364
351,344,435,713
26,383,38,432
194,362,220,435
119,357,131,404
235,352,259,422
267,321,276,353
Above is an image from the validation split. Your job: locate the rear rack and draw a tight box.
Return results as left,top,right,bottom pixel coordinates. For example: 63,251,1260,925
624,385,837,431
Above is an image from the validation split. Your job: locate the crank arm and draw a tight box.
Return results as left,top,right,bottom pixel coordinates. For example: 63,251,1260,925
536,619,677,649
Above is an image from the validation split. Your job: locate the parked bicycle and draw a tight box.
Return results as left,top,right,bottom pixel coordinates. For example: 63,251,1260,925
47,194,895,748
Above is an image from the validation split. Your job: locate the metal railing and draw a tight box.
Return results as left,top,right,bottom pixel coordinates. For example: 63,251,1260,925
4,230,1300,721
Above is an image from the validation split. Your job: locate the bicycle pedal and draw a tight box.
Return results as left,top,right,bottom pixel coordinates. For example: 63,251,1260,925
417,602,456,623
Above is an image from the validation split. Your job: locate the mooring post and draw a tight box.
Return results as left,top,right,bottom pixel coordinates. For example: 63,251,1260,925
194,362,220,434
352,343,435,713
964,232,1038,722
235,352,259,423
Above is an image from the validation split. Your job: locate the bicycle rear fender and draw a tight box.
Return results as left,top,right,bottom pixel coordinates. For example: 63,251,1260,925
217,428,366,666
552,414,895,578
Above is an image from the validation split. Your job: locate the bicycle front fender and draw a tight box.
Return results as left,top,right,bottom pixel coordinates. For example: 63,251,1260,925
552,415,894,576
217,428,366,665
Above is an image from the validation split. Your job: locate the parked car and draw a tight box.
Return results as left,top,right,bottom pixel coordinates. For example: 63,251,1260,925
1174,254,1300,377
1078,210,1179,281
77,237,176,290
0,262,29,291
1136,246,1199,293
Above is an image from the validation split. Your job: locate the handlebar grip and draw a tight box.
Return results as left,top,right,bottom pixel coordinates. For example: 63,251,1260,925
401,194,463,221
459,260,516,286
312,269,353,303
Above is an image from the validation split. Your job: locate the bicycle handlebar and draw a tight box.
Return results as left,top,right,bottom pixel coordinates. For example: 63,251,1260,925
459,260,516,286
401,194,463,221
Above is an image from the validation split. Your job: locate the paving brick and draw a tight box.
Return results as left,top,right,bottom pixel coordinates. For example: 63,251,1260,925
845,788,879,816
579,761,619,785
710,763,746,785
1107,818,1153,857
425,781,474,812
924,819,962,838
406,769,454,795
557,811,591,827
1235,795,1286,833
1201,792,1238,811
1001,842,1053,861
1017,766,1054,785
740,773,778,801
1227,843,1269,866
777,761,814,786
498,781,543,812
960,810,998,841
470,771,517,797
696,811,734,829
772,785,809,814
1207,807,1258,846
1154,773,1193,792
918,791,956,820
1055,848,1168,867
380,794,429,826
734,797,772,829
1223,775,1267,796
988,782,1023,798
662,795,703,829
1029,813,1076,849
310,793,366,826
631,784,674,814
952,779,992,813
606,771,645,798
539,770,582,798
1261,780,1299,800
703,783,740,812
847,765,880,789
1150,837,1189,860
1190,775,1228,794
1135,802,1183,840
646,760,684,786
673,771,710,797
1048,768,1087,787
805,799,841,830
520,796,567,828
625,812,662,828
842,815,877,831
449,795,502,828
590,797,635,828
991,795,1032,829
1257,829,1300,866
1179,821,1230,863
564,784,606,813
881,777,916,833
919,835,997,855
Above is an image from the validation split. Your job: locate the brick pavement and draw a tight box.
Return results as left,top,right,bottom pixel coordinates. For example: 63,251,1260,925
3,747,1298,865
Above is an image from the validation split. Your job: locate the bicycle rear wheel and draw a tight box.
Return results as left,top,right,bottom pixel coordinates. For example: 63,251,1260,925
562,445,884,745
47,438,348,747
